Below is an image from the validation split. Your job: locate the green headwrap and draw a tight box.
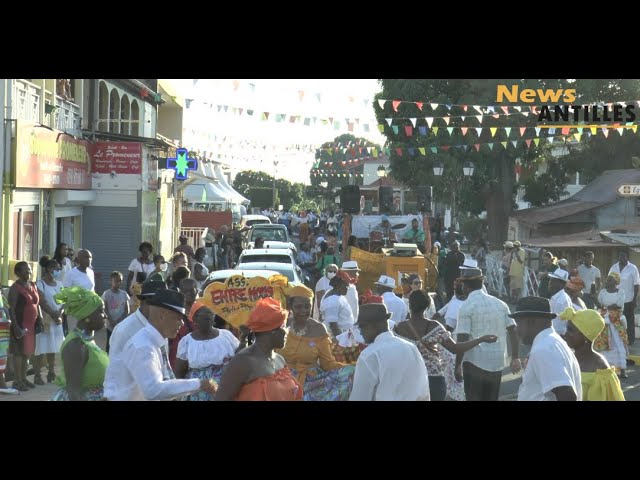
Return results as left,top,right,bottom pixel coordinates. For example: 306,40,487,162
54,286,103,320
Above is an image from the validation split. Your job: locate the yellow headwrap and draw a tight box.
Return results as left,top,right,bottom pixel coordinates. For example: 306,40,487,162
608,272,621,285
559,307,605,342
286,284,314,300
54,286,103,321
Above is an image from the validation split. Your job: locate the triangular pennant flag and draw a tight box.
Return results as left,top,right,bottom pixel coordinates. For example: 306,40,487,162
534,138,540,146
447,127,454,136
463,105,468,112
473,144,480,151
432,127,439,135
378,99,386,109
392,125,399,134
490,127,497,137
426,117,434,128
514,106,522,112
549,128,556,135
561,127,570,135
410,118,417,127
535,127,541,136
445,104,452,111
522,112,530,117
488,143,494,150
431,147,438,154
473,105,483,114
415,102,424,111
430,103,439,110
395,148,403,156
385,118,393,126
632,125,638,133
418,147,426,155
372,148,378,158
574,133,582,141
501,106,509,115
442,116,450,126
217,105,223,112
476,115,483,124
328,117,334,124
392,100,401,112
378,124,385,132
505,127,512,137
602,128,609,138
461,127,468,136
520,127,527,136
262,112,270,120
487,106,496,113
617,127,625,136
530,106,538,114
461,116,466,122
547,137,554,144
418,126,427,136
405,125,413,136
475,127,482,136
511,140,518,148
525,139,532,148
492,114,500,119
501,141,508,149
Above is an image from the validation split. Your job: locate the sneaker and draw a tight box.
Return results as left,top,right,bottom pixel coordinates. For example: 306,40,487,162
33,374,45,386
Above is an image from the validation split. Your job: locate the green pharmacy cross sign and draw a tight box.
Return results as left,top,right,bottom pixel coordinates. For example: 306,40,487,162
167,148,197,181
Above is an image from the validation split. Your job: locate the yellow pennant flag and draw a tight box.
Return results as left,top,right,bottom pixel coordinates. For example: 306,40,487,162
490,127,497,137
632,125,638,133
432,127,439,135
418,147,426,155
378,124,385,132
372,148,378,158
534,138,540,146
590,127,597,135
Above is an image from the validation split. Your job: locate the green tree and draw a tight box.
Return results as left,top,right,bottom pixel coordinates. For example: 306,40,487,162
233,171,305,209
309,133,381,190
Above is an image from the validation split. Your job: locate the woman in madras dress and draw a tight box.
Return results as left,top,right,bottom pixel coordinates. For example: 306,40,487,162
278,285,355,401
561,307,625,400
0,293,10,390
596,272,629,378
50,287,109,401
174,302,240,401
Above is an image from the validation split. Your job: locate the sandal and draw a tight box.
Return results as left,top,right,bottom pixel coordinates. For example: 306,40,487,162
33,374,45,386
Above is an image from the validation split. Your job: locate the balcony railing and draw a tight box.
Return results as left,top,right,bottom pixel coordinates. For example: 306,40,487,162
13,79,40,123
54,95,81,135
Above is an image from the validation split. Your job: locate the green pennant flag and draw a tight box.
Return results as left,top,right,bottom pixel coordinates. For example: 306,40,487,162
488,143,494,150
392,125,399,134
447,127,453,136
418,147,426,155
504,127,512,137
534,138,540,146
201,186,207,202
378,124,385,132
501,141,508,149
432,127,439,136
430,147,438,154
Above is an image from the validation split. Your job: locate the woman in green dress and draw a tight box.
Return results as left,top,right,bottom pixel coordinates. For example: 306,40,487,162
50,287,109,401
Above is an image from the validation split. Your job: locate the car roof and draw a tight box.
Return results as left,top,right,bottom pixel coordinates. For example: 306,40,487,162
241,248,292,255
242,215,270,220
238,262,295,270
206,269,281,281
251,224,286,229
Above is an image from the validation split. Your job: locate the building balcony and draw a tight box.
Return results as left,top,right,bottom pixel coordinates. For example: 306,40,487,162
52,95,82,135
13,79,41,123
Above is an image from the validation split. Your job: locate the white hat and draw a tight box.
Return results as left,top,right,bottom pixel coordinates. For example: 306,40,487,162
315,236,325,244
433,241,441,247
558,258,568,267
459,258,478,269
375,275,396,289
548,268,569,282
342,260,360,271
504,241,514,248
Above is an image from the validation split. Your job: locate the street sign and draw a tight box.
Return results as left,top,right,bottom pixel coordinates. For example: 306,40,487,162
617,184,640,196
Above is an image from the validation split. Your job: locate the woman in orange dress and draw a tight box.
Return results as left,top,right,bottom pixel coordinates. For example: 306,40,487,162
215,297,302,401
278,285,355,401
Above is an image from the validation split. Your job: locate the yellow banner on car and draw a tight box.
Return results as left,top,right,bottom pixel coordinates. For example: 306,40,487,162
200,274,289,327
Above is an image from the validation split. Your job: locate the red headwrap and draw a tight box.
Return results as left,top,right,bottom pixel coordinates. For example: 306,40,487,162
360,289,384,305
188,300,205,324
246,297,288,333
335,270,352,284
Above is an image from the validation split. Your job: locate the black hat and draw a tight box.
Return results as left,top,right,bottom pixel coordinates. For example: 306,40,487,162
148,289,187,315
357,303,392,324
460,267,483,280
508,296,556,319
137,280,167,300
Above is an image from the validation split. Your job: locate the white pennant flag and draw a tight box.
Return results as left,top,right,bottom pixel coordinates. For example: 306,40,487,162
535,127,541,136
385,118,393,126
548,137,554,144
514,106,522,112
378,99,386,109
487,106,496,113
522,112,529,117
511,140,518,148
430,103,439,110
476,115,483,124
475,127,483,136
426,117,434,128
461,116,466,122
447,127,454,136
505,127,512,137
473,105,483,114
410,118,417,127
617,127,625,136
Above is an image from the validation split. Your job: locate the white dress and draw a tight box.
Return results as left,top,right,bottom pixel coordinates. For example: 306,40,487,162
35,280,65,355
598,288,628,369
176,330,239,368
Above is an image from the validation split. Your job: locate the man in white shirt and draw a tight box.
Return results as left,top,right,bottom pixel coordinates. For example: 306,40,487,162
315,264,338,320
105,289,216,401
455,268,521,401
62,249,96,334
609,250,640,345
375,275,408,329
548,268,572,336
577,251,601,309
433,278,465,331
349,303,430,401
340,261,361,321
512,296,581,401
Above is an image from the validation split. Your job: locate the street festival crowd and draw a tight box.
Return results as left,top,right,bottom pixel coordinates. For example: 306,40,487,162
0,209,634,401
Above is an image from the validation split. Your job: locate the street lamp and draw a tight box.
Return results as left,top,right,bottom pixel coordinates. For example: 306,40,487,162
431,160,474,233
320,181,328,188
463,161,475,177
432,161,444,177
377,164,387,179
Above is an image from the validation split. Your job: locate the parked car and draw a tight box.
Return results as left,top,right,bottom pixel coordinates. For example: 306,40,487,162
239,214,271,230
247,240,297,253
244,224,294,250
235,261,307,286
237,248,296,266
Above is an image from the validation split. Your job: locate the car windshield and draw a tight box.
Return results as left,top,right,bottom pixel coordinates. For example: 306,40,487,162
251,228,287,241
246,219,270,227
240,255,291,264
242,264,296,281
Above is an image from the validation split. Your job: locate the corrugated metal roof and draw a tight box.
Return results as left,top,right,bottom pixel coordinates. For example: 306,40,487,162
600,231,640,247
512,169,640,226
525,230,621,248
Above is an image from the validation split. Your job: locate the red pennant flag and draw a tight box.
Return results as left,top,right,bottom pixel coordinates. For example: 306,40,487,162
341,161,347,166
441,146,450,151
561,127,570,135
525,139,532,148
405,125,413,136
519,127,527,136
392,100,401,112
395,147,403,156
463,105,468,112
474,144,480,151
359,148,363,154
501,106,509,115
461,127,468,136
415,102,424,111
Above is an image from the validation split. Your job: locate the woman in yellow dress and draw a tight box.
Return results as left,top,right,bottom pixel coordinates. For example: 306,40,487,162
560,307,625,401
278,284,355,401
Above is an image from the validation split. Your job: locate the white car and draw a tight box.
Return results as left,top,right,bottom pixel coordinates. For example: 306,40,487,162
246,240,297,253
239,215,271,230
237,248,296,266
202,268,281,291
235,262,306,285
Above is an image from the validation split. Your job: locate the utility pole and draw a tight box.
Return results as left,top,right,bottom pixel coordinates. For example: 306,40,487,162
272,158,279,209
